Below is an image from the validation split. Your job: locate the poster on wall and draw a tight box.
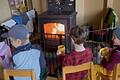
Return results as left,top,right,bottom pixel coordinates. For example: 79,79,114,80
8,0,33,15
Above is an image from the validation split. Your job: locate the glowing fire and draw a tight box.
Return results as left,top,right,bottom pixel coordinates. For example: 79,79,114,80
44,23,65,39
44,23,64,34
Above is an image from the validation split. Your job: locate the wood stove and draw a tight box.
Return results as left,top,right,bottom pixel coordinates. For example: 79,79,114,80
38,11,76,53
38,11,77,76
38,0,77,77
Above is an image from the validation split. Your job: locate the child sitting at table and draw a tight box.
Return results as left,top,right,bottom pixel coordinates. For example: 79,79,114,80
95,26,120,80
2,24,47,80
101,26,120,71
57,26,93,80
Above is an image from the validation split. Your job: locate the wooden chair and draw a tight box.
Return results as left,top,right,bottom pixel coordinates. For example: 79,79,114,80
112,63,120,80
62,62,93,80
97,63,120,80
3,69,36,80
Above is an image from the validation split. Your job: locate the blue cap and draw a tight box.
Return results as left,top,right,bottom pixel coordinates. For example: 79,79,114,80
2,24,29,40
113,27,120,40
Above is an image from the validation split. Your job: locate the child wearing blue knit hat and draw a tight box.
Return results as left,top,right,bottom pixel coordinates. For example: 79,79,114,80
2,24,47,80
96,26,120,80
93,27,120,80
112,27,120,45
101,26,120,70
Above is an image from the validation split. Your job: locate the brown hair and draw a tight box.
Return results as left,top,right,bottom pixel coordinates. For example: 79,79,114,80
69,26,87,44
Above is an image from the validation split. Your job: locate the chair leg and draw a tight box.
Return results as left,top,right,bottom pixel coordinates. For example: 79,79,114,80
96,72,103,80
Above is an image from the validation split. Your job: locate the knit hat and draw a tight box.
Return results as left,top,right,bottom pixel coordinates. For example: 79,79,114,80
1,24,29,40
113,27,120,40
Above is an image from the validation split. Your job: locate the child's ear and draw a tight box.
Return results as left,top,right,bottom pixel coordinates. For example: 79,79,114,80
27,34,30,38
71,38,75,44
16,39,22,44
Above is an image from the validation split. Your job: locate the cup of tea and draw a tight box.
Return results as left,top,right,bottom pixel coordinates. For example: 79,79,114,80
57,45,65,55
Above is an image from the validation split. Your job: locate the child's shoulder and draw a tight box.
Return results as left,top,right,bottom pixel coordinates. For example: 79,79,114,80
85,47,92,52
31,44,41,51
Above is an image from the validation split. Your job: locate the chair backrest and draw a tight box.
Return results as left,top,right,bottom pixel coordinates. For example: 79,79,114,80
112,63,120,80
3,69,36,80
62,62,93,80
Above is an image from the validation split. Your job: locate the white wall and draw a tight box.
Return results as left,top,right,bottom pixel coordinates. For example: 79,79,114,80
76,0,84,25
0,0,11,23
32,0,47,14
84,0,104,27
32,0,42,14
113,0,120,25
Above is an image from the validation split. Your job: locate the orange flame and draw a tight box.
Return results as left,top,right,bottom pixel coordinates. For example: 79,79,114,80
44,23,65,38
